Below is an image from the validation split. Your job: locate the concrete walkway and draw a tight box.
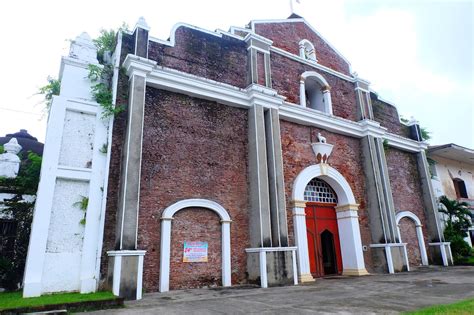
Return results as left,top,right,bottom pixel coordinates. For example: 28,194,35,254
86,266,474,314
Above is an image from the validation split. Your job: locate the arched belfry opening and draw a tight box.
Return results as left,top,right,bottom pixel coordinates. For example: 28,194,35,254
299,71,333,114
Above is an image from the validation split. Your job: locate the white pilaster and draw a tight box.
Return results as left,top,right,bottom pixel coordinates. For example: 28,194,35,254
416,224,429,266
335,204,369,276
221,221,232,287
323,90,333,114
386,246,394,274
292,200,314,282
259,251,268,288
159,218,172,292
402,243,410,271
299,79,306,107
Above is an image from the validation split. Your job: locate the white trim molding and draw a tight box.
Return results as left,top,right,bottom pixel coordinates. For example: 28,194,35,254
291,164,368,282
123,54,427,154
396,211,429,267
159,199,232,292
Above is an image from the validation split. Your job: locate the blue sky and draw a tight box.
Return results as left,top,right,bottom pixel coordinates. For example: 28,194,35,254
0,0,472,147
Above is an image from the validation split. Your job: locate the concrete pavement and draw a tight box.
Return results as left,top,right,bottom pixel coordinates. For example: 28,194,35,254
85,266,474,314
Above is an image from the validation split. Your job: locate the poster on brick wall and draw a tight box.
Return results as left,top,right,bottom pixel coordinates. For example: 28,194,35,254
183,241,208,262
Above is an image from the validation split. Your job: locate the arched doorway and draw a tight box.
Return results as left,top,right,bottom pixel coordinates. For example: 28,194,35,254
292,164,368,282
304,178,342,277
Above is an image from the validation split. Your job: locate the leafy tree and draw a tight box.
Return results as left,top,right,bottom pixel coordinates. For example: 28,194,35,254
0,152,42,290
438,195,473,262
37,76,61,110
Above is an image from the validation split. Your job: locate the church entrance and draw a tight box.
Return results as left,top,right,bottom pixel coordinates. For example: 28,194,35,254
304,179,342,278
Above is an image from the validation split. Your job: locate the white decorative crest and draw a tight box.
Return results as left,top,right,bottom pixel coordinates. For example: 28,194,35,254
69,32,98,63
0,138,22,178
135,16,150,31
4,138,22,155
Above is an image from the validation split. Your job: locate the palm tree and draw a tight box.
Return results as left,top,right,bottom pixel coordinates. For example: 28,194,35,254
438,195,472,233
438,195,473,262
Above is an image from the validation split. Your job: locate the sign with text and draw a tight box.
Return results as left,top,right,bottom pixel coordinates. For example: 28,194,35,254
183,241,208,262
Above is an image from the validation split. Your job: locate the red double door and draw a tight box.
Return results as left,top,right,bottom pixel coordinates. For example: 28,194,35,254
305,203,343,278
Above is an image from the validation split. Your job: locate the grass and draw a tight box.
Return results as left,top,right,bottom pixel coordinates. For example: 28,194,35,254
0,291,115,311
406,297,474,314
456,255,474,265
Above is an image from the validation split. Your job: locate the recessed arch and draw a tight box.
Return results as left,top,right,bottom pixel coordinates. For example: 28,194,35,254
396,211,429,266
159,199,232,292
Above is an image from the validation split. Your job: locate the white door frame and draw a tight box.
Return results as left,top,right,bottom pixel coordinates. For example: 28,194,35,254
159,198,232,292
291,164,368,282
396,211,429,266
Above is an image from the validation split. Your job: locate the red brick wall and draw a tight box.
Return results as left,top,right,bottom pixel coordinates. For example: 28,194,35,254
280,120,375,271
136,88,250,292
398,217,422,266
169,208,222,290
371,95,410,138
148,26,248,88
271,53,358,121
254,22,351,75
385,148,430,256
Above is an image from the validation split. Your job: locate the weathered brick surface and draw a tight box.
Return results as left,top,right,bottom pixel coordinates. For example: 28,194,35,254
385,148,429,263
136,89,249,292
271,53,358,121
254,22,351,75
399,217,422,266
280,120,375,272
170,208,222,290
100,33,134,279
371,94,410,138
148,27,248,88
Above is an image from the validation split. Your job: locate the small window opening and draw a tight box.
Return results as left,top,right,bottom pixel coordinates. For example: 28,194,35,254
453,178,468,199
299,40,317,62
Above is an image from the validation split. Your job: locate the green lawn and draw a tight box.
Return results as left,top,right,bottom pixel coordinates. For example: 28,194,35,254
0,291,115,311
406,297,474,314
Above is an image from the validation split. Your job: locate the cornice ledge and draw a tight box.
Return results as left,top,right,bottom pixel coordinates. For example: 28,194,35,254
384,133,428,152
279,103,367,138
244,32,273,46
360,119,386,137
146,65,249,108
123,54,157,77
245,84,285,108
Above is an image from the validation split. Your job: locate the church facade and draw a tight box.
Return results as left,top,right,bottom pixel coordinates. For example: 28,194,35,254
23,16,451,300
